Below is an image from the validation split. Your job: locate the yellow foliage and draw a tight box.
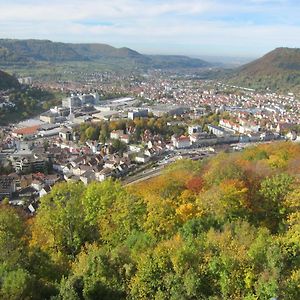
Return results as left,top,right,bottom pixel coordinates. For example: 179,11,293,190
176,203,202,223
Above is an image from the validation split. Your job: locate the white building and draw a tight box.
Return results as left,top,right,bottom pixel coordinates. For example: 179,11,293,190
173,135,191,149
110,130,124,140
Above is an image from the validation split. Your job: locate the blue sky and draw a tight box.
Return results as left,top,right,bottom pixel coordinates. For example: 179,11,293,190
0,0,300,58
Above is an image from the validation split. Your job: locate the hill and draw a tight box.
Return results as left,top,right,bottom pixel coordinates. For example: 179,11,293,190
0,69,19,90
228,47,300,92
1,142,300,299
0,39,210,72
0,39,83,62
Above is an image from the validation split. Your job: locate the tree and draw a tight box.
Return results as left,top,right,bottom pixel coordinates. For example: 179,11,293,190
0,205,25,267
111,139,127,155
203,153,245,186
82,179,124,226
31,182,94,262
0,268,31,300
57,244,129,300
85,126,97,141
259,173,294,232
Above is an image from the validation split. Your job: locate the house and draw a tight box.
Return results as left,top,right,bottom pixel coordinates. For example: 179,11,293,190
145,148,157,157
96,168,114,182
86,141,101,153
110,130,124,140
72,164,92,176
120,134,130,144
39,185,51,198
31,179,43,191
286,131,297,141
173,135,191,149
129,144,143,153
59,128,73,141
17,186,39,201
190,133,202,143
276,122,295,133
80,170,96,185
135,153,150,163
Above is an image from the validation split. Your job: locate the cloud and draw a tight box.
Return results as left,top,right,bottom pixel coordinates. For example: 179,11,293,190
0,0,299,56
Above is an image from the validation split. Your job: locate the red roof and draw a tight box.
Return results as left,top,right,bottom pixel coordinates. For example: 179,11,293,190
13,125,40,135
177,135,190,141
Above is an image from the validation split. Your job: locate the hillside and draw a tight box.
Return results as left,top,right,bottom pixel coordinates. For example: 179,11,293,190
0,69,19,90
1,142,300,299
0,39,83,62
228,47,300,92
0,39,210,72
148,54,210,69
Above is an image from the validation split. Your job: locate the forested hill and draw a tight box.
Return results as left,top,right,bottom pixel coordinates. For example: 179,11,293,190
1,142,300,299
0,39,211,69
228,47,300,92
0,69,19,90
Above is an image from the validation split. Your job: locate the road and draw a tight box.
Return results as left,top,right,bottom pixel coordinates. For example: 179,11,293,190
123,147,217,186
123,164,166,185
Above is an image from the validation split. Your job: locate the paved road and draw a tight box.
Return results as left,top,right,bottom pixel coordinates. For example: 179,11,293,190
123,165,166,186
123,149,216,186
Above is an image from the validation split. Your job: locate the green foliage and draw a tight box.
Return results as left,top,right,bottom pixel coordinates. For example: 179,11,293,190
83,179,123,226
0,142,300,299
0,69,19,90
59,244,129,300
77,116,189,144
0,205,25,266
228,47,300,93
0,39,210,80
259,173,294,231
31,182,95,260
111,139,127,155
0,86,63,125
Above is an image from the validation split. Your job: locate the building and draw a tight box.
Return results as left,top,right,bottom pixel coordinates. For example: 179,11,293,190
18,77,33,85
150,105,189,117
59,128,73,141
0,176,16,200
120,134,130,144
14,155,48,173
207,124,229,137
135,153,150,163
40,111,57,124
62,95,82,109
38,124,60,137
188,125,202,135
62,92,100,108
172,135,191,149
110,130,124,140
128,109,148,120
12,125,40,140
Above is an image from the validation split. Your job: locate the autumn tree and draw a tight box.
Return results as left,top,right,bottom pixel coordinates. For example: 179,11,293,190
31,182,94,262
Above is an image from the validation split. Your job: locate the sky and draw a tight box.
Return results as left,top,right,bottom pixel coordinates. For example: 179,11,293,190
0,0,300,58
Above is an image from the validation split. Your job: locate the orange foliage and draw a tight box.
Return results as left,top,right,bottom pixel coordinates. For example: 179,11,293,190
186,176,204,193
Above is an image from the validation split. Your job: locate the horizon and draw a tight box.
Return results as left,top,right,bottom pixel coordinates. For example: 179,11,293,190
0,0,300,58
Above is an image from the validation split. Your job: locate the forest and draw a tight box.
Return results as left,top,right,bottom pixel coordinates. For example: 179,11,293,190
0,87,63,125
0,142,299,299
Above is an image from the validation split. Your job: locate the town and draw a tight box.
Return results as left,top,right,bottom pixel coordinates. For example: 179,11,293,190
0,71,299,214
